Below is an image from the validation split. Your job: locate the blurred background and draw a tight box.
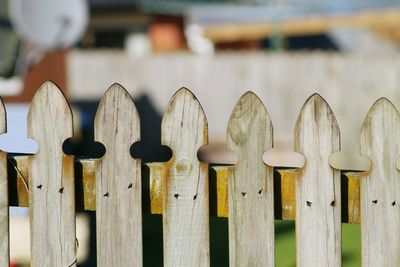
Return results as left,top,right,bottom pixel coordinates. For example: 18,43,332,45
1,0,400,266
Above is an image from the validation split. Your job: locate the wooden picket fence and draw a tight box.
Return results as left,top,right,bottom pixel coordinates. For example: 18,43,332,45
0,81,399,267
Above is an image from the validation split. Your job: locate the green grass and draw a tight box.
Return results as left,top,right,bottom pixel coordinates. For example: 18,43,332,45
275,220,361,267
142,215,361,266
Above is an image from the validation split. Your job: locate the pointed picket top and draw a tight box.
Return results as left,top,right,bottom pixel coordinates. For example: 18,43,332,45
360,97,399,159
27,81,76,267
95,83,140,153
94,83,143,267
28,81,73,145
161,87,210,267
162,87,208,160
294,93,341,267
360,97,400,267
227,91,273,164
295,93,340,165
226,91,275,266
0,97,8,266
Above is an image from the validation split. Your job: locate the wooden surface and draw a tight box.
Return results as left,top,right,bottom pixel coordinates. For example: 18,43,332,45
161,88,209,267
146,163,166,215
278,169,297,220
202,9,400,43
213,166,228,217
6,155,363,223
294,94,341,267
68,51,400,170
226,92,274,266
94,84,142,267
0,97,8,267
345,172,361,224
360,98,400,266
27,82,76,267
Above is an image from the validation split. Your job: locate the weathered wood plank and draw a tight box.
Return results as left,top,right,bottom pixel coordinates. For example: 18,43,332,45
360,98,400,267
94,84,142,267
227,92,274,266
161,88,209,267
294,94,341,267
0,97,8,267
28,81,76,267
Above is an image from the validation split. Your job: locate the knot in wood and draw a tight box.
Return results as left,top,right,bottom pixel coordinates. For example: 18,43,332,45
175,159,192,176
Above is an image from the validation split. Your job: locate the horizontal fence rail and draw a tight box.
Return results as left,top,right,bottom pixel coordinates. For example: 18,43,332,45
0,81,399,267
7,156,362,222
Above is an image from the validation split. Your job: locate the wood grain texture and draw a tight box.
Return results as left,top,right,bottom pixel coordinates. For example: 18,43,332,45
8,153,362,222
27,81,76,267
294,94,341,267
360,98,400,267
227,91,274,266
147,163,166,215
344,172,362,224
94,84,142,267
161,88,209,267
0,97,8,267
278,169,297,220
213,166,228,217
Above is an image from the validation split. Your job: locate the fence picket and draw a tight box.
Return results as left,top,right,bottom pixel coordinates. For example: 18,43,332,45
161,88,209,267
27,81,76,267
360,98,400,267
294,94,341,267
94,84,142,267
227,92,274,266
0,97,8,267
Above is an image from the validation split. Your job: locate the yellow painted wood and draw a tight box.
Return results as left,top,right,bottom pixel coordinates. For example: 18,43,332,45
344,172,362,224
146,163,166,215
80,159,96,211
28,81,76,267
7,155,364,223
213,166,228,217
278,169,297,220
